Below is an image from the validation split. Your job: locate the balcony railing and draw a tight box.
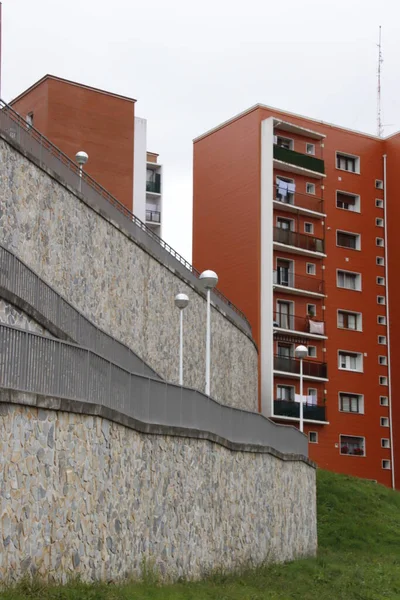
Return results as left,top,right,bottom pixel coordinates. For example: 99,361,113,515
273,227,324,253
274,400,326,422
273,312,325,335
274,355,328,379
146,210,161,223
146,180,161,194
273,145,325,175
273,270,324,294
274,186,323,213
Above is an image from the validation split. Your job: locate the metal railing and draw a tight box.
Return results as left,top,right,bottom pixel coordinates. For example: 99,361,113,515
0,243,161,379
273,312,325,335
273,270,325,295
274,355,328,379
146,210,161,223
146,180,161,194
0,323,308,457
274,400,326,422
273,227,325,253
0,100,250,331
274,186,323,213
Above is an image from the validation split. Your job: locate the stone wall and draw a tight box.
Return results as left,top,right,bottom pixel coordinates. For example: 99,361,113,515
0,137,258,411
0,299,52,337
0,399,317,583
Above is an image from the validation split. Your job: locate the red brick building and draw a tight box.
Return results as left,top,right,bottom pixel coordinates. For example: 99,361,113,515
193,104,400,488
10,75,163,235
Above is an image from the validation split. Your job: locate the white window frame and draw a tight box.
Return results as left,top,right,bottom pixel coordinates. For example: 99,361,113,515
380,417,389,427
308,346,317,358
381,439,390,449
377,316,386,325
382,460,391,470
376,257,384,266
339,434,365,456
376,218,384,227
338,392,364,414
306,182,316,195
337,309,362,332
336,190,361,213
376,238,384,247
375,179,384,190
306,263,316,275
336,230,361,251
304,222,314,234
378,336,387,345
309,431,318,443
338,350,363,372
276,135,294,150
306,143,315,156
377,277,385,285
377,296,386,305
376,199,384,208
337,269,362,291
380,396,388,406
378,356,388,366
336,152,360,174
307,304,316,317
379,376,388,386
276,384,295,402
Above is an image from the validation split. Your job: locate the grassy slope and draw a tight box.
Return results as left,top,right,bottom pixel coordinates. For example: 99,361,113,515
2,470,400,600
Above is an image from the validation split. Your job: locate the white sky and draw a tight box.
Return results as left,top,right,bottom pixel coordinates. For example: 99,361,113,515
2,0,399,262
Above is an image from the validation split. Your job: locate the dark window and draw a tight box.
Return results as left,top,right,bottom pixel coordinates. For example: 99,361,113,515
336,192,358,211
337,231,359,249
340,394,361,413
337,154,357,172
340,435,365,455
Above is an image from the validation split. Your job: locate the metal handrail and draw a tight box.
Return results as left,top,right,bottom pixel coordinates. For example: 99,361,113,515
146,210,161,223
273,311,325,334
274,185,323,213
274,355,328,378
273,227,325,253
0,100,250,328
273,270,325,294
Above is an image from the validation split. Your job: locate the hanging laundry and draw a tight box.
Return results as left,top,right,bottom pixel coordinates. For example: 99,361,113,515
278,179,288,197
287,182,296,194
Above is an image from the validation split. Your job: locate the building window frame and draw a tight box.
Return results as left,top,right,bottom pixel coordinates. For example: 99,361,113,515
336,190,360,212
339,434,365,456
306,182,316,194
336,230,361,250
306,143,315,156
336,152,360,174
337,310,362,332
376,257,384,266
338,350,363,372
337,269,362,291
339,392,364,414
309,431,318,443
382,460,391,470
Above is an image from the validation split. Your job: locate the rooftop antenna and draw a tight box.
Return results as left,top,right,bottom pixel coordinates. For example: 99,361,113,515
377,25,384,137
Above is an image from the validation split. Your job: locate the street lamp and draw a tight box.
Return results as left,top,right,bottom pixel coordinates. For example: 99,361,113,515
199,270,218,396
174,293,189,385
75,151,88,193
295,344,308,434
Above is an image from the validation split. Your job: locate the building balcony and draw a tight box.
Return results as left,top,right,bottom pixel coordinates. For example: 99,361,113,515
146,209,161,224
146,180,161,194
274,355,328,379
273,312,326,338
274,186,324,215
273,399,326,422
273,227,324,255
273,270,324,296
273,144,325,178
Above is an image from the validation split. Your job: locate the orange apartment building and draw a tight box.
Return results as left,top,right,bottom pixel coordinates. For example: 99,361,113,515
10,75,163,235
193,104,400,488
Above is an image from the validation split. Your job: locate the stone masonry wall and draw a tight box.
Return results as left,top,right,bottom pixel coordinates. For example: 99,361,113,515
0,299,52,337
0,401,317,583
0,138,258,410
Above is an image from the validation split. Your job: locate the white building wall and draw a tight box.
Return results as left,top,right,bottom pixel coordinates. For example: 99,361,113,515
133,116,147,223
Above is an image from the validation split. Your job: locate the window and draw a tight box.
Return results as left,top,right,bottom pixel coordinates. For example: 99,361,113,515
337,270,361,291
378,336,387,345
276,385,295,402
309,431,318,443
308,388,317,401
304,222,314,234
376,238,384,247
276,300,294,330
276,136,294,150
306,143,315,155
308,346,317,358
376,199,384,208
336,152,360,173
307,304,316,317
377,296,385,305
380,417,389,427
277,343,294,358
340,435,365,456
338,351,363,372
378,316,386,325
339,393,364,414
306,263,316,275
337,310,362,331
277,217,294,230
26,112,34,127
336,191,360,212
381,439,390,449
379,356,388,366
377,257,384,266
376,218,384,227
276,176,295,204
380,376,388,386
375,179,384,189
380,396,388,406
377,277,385,286
382,460,391,470
306,182,316,194
336,231,360,250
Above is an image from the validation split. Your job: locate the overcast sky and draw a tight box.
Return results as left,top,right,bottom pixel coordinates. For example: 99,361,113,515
2,0,399,262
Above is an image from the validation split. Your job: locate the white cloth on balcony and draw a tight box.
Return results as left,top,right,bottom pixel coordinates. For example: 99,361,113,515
309,320,325,335
278,179,288,197
295,394,314,404
287,182,296,193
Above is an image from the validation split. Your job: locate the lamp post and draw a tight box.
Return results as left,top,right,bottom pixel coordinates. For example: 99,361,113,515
295,345,308,433
174,293,189,385
199,270,218,396
75,151,88,193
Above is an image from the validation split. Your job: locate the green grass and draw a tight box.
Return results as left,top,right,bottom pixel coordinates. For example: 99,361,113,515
2,470,400,600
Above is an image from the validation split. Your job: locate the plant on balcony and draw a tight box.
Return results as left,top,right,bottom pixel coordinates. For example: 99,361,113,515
341,445,349,454
353,447,364,456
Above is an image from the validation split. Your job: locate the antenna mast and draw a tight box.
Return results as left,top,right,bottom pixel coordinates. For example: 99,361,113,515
377,25,383,137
